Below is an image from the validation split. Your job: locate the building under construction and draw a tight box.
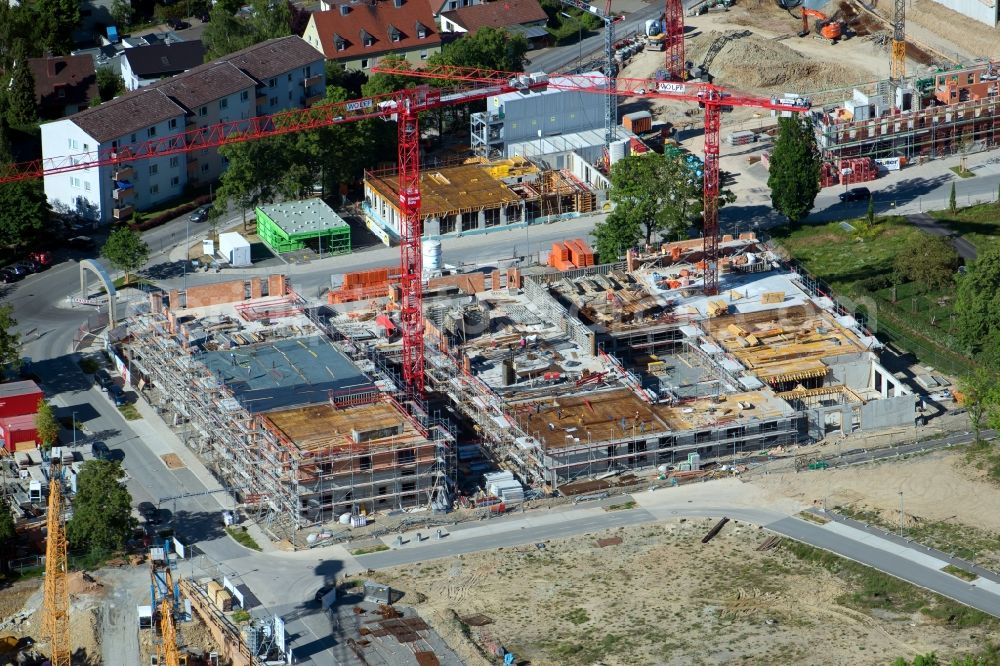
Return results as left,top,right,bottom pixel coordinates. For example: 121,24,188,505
119,279,454,535
362,159,596,244
815,62,1000,164
407,236,916,489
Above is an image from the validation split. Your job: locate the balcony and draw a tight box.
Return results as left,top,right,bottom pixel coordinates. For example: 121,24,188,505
113,165,134,180
112,185,134,201
256,93,267,105
303,74,323,88
113,205,134,221
305,93,324,106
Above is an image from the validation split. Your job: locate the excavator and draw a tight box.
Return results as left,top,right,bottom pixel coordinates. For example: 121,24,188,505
799,8,844,42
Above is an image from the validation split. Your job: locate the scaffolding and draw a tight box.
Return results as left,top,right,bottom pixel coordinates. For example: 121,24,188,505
125,310,455,539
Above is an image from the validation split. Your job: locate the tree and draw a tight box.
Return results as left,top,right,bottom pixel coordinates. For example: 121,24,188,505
101,226,150,285
0,305,21,373
66,459,135,555
325,60,367,98
949,181,957,213
954,246,1000,352
958,368,995,444
96,67,126,103
892,235,958,292
203,0,292,59
110,0,132,28
35,398,60,450
866,194,875,229
767,116,821,226
430,27,529,72
599,153,703,253
6,42,37,127
35,0,81,55
0,127,49,246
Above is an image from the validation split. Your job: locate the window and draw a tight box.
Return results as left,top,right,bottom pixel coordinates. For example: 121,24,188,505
420,50,428,60
170,176,179,186
287,73,292,82
401,481,416,493
169,156,179,168
359,455,372,471
83,143,89,151
288,91,293,101
241,90,249,101
169,118,177,129
260,278,269,297
418,27,427,38
83,182,91,191
268,78,276,87
361,58,370,69
244,281,252,298
147,126,157,138
219,98,228,110
461,211,477,232
201,163,209,173
397,449,415,465
269,96,278,106
149,164,158,175
68,138,79,150
336,39,346,52
150,184,159,194
130,134,137,143
58,88,66,98
448,0,457,8
70,177,81,188
484,208,500,227
199,106,208,116
303,65,311,77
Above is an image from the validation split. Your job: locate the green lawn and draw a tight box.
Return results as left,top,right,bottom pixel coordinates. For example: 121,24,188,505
225,526,262,551
772,217,925,292
772,217,975,376
929,201,1000,254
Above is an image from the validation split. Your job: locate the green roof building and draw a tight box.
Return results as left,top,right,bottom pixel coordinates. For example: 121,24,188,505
255,199,351,255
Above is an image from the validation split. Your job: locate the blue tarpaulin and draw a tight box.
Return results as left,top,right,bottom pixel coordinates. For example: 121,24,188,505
107,26,119,43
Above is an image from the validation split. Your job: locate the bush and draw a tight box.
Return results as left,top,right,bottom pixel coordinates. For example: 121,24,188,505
855,274,894,292
129,194,213,232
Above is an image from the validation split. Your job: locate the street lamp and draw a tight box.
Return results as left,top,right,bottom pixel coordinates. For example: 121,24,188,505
72,411,78,448
560,12,583,66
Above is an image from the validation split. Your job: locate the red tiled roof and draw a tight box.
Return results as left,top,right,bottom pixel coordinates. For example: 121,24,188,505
441,0,548,32
308,0,441,60
27,56,99,118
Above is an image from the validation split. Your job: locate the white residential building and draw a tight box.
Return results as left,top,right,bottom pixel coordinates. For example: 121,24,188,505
42,36,325,224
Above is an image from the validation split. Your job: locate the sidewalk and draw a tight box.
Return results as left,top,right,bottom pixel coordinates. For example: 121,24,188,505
126,390,278,554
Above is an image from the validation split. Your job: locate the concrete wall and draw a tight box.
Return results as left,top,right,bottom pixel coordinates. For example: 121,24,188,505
928,0,997,26
861,394,918,429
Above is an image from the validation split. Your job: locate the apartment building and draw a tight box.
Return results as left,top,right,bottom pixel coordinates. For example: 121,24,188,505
41,36,325,224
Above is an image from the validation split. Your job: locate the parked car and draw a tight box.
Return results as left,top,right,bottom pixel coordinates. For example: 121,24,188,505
91,441,110,460
189,205,211,223
95,369,115,392
838,187,871,203
28,251,52,268
14,259,41,275
0,268,23,283
66,236,94,249
168,18,190,30
4,264,30,277
110,386,128,406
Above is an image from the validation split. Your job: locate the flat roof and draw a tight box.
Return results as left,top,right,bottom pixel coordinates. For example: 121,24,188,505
263,400,429,455
256,199,349,235
491,71,606,104
197,336,374,413
366,163,522,218
519,387,792,450
0,381,42,398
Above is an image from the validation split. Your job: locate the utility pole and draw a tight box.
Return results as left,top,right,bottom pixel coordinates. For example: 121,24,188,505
898,491,904,538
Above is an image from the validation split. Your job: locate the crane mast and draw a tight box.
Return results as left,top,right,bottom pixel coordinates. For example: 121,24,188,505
664,0,685,80
42,460,70,666
890,0,906,82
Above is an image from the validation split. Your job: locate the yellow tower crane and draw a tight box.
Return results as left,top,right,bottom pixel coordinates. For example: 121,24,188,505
41,460,70,666
159,568,182,666
890,0,906,82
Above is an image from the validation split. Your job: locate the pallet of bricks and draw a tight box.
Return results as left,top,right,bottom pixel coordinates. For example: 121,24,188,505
820,158,877,187
547,238,595,270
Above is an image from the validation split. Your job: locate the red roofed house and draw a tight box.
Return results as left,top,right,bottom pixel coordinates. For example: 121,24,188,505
303,0,442,72
439,0,550,47
27,55,100,120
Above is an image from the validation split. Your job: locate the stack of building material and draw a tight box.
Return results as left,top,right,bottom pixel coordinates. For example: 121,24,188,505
328,266,400,304
205,580,233,611
483,471,524,505
726,130,756,146
566,239,595,267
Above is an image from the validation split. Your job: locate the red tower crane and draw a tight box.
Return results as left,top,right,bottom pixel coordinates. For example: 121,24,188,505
0,82,551,394
664,0,685,80
371,64,811,295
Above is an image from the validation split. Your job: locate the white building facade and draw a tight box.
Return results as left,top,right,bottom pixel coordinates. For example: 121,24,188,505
42,36,325,224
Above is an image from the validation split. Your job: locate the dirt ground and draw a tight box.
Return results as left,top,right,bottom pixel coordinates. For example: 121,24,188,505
752,447,1000,564
138,609,219,665
373,519,989,666
868,0,1000,60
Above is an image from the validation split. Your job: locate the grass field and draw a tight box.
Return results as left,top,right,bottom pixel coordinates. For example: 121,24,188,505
771,217,975,375
930,201,1000,254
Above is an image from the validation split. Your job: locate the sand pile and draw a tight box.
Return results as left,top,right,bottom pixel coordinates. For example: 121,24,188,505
67,571,104,597
688,30,867,91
